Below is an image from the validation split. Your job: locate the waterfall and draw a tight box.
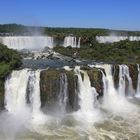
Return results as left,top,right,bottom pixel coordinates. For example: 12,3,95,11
75,67,97,112
28,70,42,116
123,65,134,97
63,36,81,48
0,36,54,50
96,36,140,43
96,36,128,43
129,36,140,41
101,65,118,104
4,65,138,116
136,64,140,97
101,71,107,97
4,69,44,119
117,65,134,97
5,69,30,113
58,73,68,112
77,37,81,48
118,65,126,97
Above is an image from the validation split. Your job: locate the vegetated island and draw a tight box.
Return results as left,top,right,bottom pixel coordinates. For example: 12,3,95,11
54,39,140,64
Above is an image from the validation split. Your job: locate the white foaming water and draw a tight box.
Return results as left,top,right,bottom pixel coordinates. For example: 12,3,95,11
28,70,46,123
123,65,134,97
94,64,137,116
136,64,140,97
5,69,46,123
75,67,97,112
63,36,81,48
89,64,117,104
58,73,68,113
5,69,30,113
0,36,54,50
118,65,135,97
74,67,101,123
96,36,140,43
101,71,107,97
129,36,140,41
118,65,126,97
100,65,118,106
96,36,128,43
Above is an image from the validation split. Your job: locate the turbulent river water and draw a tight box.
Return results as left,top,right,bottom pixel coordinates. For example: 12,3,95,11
0,65,140,140
0,98,140,140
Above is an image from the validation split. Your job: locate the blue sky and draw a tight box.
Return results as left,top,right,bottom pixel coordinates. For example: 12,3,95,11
0,0,140,30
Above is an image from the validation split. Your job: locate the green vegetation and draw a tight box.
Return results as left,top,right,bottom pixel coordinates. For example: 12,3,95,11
1,24,140,37
0,43,22,94
0,24,44,35
54,40,140,64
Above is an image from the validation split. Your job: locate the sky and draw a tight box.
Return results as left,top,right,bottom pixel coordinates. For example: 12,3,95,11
0,0,140,30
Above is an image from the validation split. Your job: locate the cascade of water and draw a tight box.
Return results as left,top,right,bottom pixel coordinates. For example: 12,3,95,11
0,36,54,50
93,64,120,109
58,73,68,112
102,65,118,102
117,65,134,97
96,36,128,43
5,69,30,113
28,71,42,115
96,36,140,43
123,65,134,97
27,70,47,123
77,37,81,48
136,64,140,97
129,36,140,41
75,67,97,112
63,36,80,48
4,69,44,119
101,71,107,97
118,65,126,97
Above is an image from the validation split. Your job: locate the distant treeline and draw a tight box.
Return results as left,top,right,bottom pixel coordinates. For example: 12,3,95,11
0,24,140,37
54,40,140,64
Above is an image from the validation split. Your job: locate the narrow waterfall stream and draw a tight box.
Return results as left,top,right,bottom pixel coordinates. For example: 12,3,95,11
58,73,68,113
136,64,140,97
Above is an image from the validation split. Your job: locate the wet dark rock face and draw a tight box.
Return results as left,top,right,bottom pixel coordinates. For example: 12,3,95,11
40,69,61,108
87,68,103,97
128,64,138,91
40,69,79,112
0,80,4,110
113,65,120,89
65,70,79,112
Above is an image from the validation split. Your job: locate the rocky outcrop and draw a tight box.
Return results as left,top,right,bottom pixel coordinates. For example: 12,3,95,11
40,69,60,108
65,70,79,112
0,80,4,110
40,69,79,112
128,64,138,91
87,68,103,97
113,65,119,89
